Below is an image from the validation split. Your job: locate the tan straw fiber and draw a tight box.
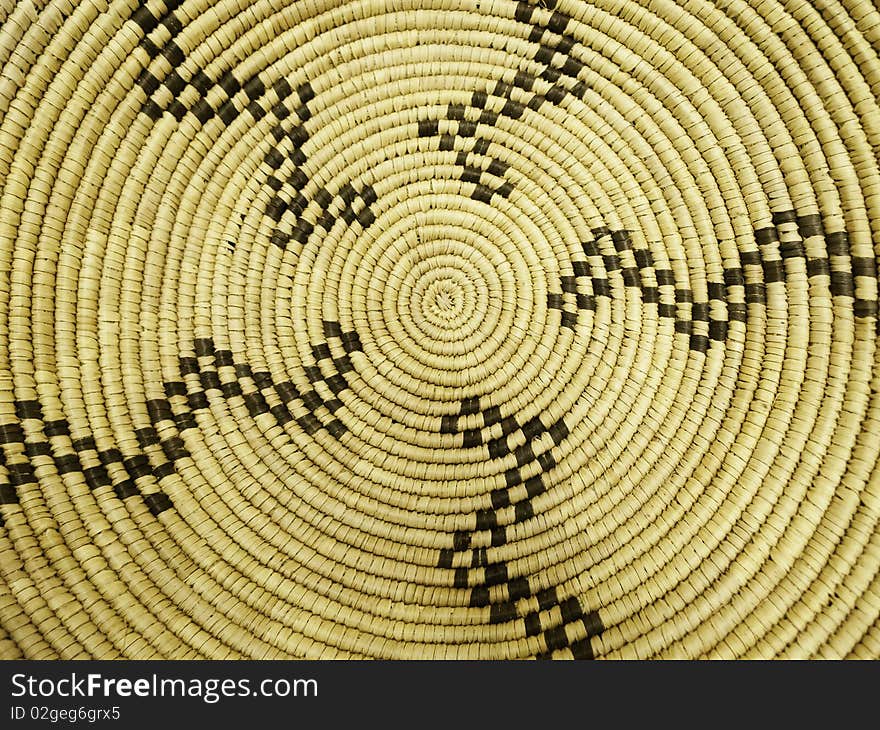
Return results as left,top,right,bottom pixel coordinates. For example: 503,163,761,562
0,0,878,659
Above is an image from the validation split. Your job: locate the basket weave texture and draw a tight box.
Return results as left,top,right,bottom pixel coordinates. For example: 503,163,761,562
0,0,879,659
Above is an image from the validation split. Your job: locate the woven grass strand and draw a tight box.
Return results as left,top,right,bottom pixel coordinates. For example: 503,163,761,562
0,0,878,659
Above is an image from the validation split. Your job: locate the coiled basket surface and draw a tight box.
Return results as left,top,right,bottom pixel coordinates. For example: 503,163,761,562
0,0,879,659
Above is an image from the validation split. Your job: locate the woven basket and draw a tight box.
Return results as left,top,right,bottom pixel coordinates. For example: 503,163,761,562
0,0,878,660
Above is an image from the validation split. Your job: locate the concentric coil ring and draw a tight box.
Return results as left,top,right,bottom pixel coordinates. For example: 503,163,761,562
0,0,878,659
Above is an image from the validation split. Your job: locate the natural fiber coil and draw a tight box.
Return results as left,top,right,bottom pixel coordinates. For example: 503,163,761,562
0,0,878,659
